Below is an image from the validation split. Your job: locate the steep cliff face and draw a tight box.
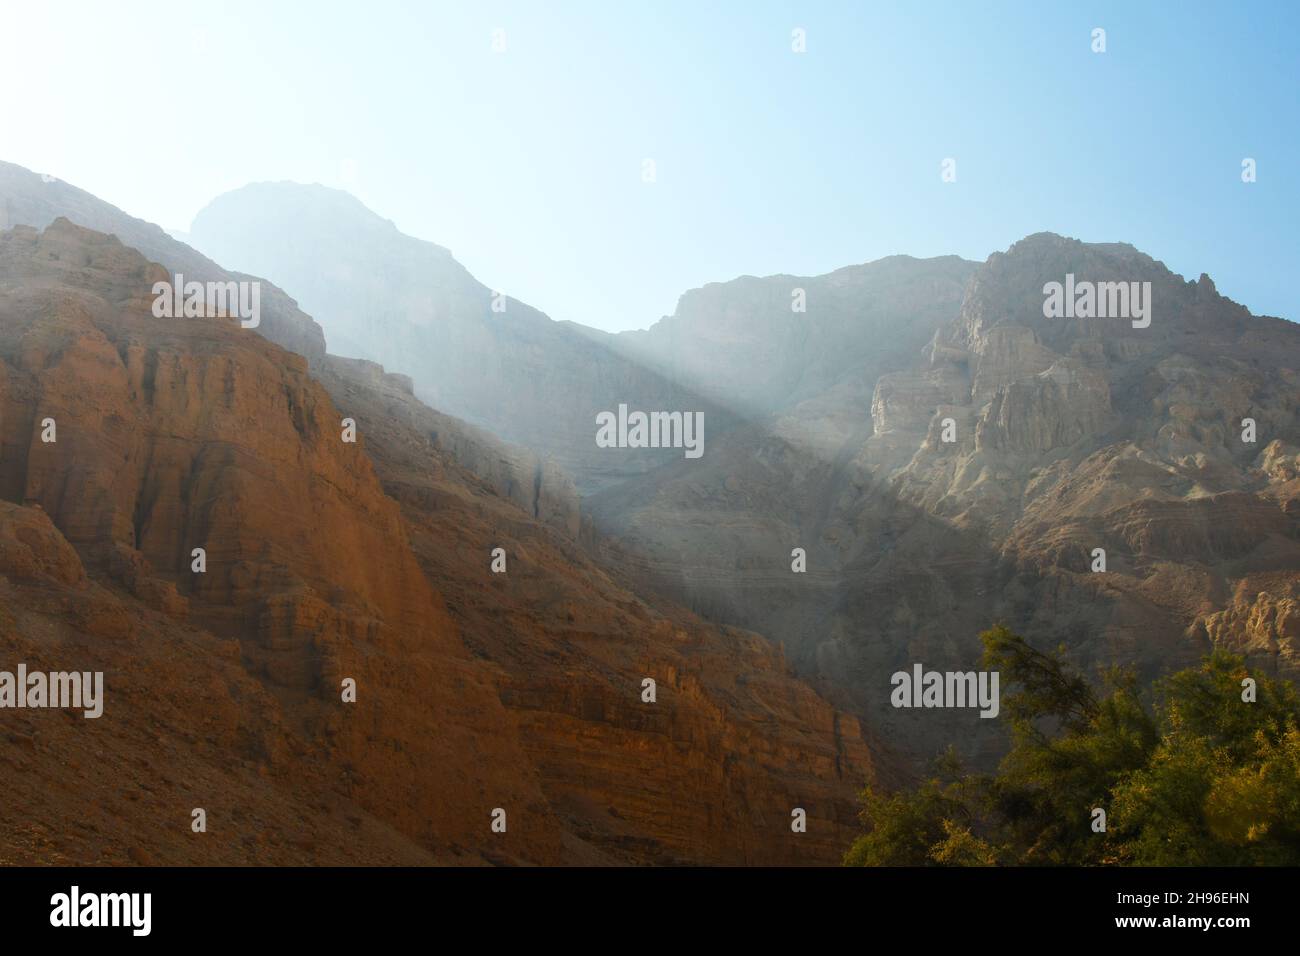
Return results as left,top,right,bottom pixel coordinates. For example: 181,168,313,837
872,235,1300,603
320,352,884,864
0,218,563,864
188,182,738,493
0,219,878,864
322,355,583,540
853,239,1300,739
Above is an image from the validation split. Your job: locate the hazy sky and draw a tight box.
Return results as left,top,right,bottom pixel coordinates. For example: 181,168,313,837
1,1,1296,332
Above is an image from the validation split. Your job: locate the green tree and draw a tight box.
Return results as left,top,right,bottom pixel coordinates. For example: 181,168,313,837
844,627,1300,866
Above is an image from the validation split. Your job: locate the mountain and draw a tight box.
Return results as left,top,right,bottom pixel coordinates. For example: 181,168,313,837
608,254,978,420
17,162,1289,816
189,182,740,493
591,234,1300,766
0,161,326,365
184,181,1300,770
0,215,879,864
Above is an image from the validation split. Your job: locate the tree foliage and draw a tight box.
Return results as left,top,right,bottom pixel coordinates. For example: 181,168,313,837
845,625,1300,866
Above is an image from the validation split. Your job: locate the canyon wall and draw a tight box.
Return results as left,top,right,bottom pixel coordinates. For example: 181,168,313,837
0,218,879,864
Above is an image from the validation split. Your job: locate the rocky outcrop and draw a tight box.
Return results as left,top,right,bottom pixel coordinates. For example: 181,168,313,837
0,499,85,587
0,217,563,863
0,517,459,866
1204,581,1300,675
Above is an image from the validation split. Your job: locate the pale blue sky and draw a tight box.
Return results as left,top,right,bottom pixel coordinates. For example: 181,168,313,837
1,0,1295,331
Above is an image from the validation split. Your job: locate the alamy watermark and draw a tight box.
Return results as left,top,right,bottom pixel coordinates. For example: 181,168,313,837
1042,274,1151,328
0,664,103,718
890,663,999,718
152,273,260,328
595,403,703,459
50,886,150,936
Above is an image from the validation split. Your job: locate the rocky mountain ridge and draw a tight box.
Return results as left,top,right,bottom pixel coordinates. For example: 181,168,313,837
591,233,1300,765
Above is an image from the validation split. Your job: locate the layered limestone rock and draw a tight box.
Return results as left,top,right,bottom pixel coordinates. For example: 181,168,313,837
0,499,461,865
976,359,1112,455
1204,581,1300,675
0,499,85,587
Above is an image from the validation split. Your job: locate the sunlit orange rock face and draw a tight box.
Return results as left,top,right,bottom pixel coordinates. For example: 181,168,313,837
0,219,876,864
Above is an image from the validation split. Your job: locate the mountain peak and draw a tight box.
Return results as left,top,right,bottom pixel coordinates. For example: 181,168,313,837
194,181,452,259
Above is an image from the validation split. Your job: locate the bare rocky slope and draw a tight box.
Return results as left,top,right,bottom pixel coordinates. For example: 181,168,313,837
0,217,878,864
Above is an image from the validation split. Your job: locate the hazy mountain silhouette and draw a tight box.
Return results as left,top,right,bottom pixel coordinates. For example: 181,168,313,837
190,182,741,493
